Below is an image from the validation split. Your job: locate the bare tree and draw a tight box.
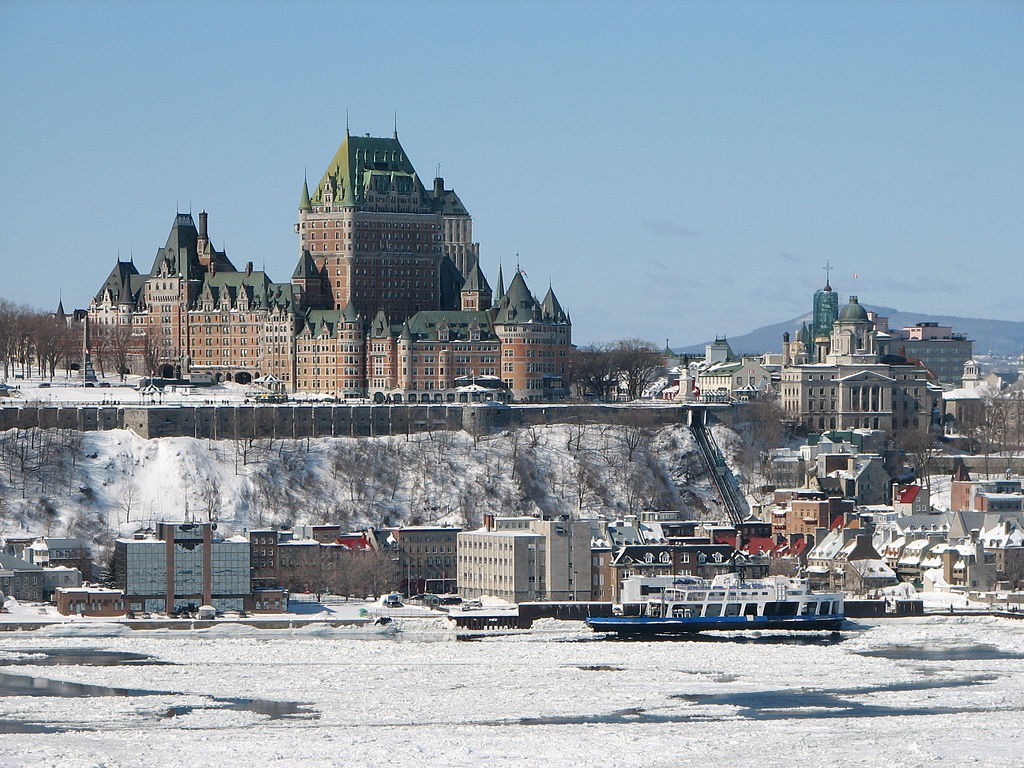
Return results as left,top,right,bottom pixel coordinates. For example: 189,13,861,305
0,299,21,379
610,338,663,401
734,399,787,505
95,324,134,381
11,310,36,379
570,343,618,400
116,480,139,525
619,411,657,462
140,324,161,376
896,428,944,490
195,473,222,522
32,313,70,379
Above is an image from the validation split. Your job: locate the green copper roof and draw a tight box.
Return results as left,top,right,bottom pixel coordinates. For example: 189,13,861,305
461,261,490,293
494,271,541,324
299,179,311,211
540,286,567,322
406,310,495,341
311,133,424,208
95,260,141,304
838,295,869,322
149,212,234,281
292,249,319,280
341,298,359,323
495,265,505,301
300,306,358,337
197,270,294,312
369,309,392,338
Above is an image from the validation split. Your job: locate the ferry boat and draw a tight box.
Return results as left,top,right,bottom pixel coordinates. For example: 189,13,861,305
586,574,844,636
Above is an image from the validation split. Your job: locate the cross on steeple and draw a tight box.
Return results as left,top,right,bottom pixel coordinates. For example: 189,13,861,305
823,261,833,288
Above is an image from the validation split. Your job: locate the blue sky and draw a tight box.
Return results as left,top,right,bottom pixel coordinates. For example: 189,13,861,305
1,1,1021,346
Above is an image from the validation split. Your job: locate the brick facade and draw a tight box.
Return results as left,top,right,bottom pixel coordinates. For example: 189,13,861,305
87,132,571,401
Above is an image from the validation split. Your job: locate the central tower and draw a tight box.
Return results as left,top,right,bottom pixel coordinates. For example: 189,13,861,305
296,129,478,322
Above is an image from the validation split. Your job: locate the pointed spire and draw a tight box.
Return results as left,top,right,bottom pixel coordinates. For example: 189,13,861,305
341,298,359,323
300,177,312,211
292,249,319,280
495,269,540,323
541,285,566,322
462,261,490,293
393,110,398,139
495,264,505,301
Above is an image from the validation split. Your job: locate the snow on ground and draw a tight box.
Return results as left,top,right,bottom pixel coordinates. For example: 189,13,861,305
0,616,1022,767
2,374,255,407
0,421,720,556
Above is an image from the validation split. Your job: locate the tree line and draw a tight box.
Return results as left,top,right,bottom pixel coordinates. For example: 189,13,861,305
0,299,80,380
0,298,164,382
570,338,667,401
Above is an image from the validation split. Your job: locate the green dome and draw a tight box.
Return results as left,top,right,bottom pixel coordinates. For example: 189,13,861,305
839,295,868,322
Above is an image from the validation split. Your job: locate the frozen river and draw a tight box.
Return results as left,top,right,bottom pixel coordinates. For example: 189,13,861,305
1,616,1022,767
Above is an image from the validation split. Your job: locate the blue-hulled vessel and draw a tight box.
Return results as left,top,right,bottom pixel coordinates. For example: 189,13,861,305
587,574,844,636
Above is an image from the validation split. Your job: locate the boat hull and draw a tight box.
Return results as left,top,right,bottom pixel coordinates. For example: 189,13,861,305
586,614,845,635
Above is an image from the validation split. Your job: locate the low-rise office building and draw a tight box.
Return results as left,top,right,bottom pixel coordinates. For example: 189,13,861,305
112,522,250,614
55,586,127,617
458,516,591,603
392,525,460,594
0,553,45,602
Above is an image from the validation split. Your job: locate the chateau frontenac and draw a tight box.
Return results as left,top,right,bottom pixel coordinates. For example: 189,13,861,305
88,131,571,402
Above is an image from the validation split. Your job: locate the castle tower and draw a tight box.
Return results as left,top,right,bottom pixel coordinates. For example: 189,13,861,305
460,261,492,311
297,131,476,321
292,249,325,310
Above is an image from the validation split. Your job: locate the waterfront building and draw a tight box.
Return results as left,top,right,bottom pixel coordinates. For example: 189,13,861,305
112,522,250,614
0,553,44,601
392,525,460,595
55,586,126,617
457,516,591,603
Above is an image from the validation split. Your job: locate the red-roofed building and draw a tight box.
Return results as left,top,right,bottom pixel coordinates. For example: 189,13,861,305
893,484,930,515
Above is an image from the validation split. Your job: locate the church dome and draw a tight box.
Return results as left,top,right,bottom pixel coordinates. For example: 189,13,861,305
838,295,868,322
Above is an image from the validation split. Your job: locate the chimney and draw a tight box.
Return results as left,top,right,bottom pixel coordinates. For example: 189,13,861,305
483,514,495,531
943,548,957,585
246,262,253,276
815,526,828,546
433,177,444,197
783,331,791,366
198,210,208,239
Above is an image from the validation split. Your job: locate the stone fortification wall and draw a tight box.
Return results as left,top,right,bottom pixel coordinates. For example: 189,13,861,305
0,405,123,432
1,402,726,440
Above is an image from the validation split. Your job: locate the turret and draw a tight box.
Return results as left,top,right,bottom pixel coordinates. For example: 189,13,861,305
460,262,492,311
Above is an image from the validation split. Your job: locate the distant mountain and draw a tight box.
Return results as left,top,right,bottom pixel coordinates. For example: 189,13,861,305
678,306,1024,358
